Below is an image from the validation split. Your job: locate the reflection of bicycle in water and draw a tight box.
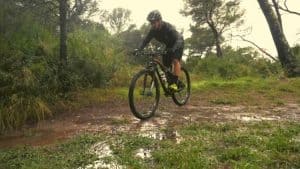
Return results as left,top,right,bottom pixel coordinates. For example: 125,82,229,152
128,50,191,120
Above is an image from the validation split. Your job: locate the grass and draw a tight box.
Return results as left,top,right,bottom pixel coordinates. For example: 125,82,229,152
1,77,299,168
110,134,157,168
48,87,129,119
1,76,299,132
2,122,299,169
72,77,300,108
65,87,129,107
137,122,300,169
0,134,101,169
110,118,131,125
191,77,300,106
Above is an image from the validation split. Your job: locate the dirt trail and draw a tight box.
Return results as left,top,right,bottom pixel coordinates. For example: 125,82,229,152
0,94,299,148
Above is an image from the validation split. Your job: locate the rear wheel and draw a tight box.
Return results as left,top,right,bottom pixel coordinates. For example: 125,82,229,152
128,70,160,119
172,67,190,106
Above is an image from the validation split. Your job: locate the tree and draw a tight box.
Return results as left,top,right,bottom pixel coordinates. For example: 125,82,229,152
33,0,98,91
291,44,300,67
13,0,99,31
271,0,283,30
257,0,300,77
101,8,132,34
277,0,300,16
182,0,244,57
67,0,99,29
58,0,69,92
185,26,215,58
118,24,143,51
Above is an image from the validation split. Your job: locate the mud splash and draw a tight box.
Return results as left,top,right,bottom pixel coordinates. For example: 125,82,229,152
135,148,152,159
226,114,281,122
136,112,183,143
79,141,124,169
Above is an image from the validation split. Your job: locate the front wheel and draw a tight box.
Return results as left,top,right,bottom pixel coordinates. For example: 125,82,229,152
128,70,160,120
172,67,191,106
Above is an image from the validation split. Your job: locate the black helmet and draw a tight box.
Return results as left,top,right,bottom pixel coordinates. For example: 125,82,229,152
147,10,162,22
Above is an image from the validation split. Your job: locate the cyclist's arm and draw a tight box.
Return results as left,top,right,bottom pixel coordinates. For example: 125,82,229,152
172,34,183,52
168,25,183,52
139,29,154,50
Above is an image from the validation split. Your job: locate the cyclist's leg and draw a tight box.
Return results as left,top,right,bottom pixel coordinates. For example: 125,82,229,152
162,52,173,82
172,58,181,78
162,52,172,68
168,45,184,91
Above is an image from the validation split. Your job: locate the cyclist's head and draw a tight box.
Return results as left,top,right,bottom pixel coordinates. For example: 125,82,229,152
147,10,162,29
147,10,162,22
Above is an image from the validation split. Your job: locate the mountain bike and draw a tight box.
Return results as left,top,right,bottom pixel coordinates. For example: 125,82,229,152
128,50,191,120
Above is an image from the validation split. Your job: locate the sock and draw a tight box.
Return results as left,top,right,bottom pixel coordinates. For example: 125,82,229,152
166,71,178,84
170,74,178,84
173,75,178,84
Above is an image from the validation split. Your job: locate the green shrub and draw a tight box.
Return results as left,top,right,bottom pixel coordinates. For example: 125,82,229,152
0,9,59,132
0,6,126,132
186,47,282,79
67,28,126,88
292,44,300,69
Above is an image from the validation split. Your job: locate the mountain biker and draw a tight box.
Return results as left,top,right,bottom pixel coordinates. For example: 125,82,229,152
137,10,184,91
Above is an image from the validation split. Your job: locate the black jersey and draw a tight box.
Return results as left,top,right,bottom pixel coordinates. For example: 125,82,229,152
139,21,184,50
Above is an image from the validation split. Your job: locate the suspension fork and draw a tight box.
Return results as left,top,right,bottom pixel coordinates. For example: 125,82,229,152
142,71,156,96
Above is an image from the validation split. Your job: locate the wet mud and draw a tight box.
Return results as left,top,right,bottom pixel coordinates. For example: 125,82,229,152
0,96,299,148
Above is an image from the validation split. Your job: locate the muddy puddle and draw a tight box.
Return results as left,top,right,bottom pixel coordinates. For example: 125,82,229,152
79,114,183,169
0,99,299,149
137,120,182,143
182,103,300,122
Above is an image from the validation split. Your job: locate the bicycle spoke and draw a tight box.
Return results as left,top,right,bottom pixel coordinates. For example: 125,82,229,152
129,70,159,119
172,67,190,106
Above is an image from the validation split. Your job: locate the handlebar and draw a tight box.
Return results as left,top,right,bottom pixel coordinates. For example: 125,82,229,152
133,50,167,57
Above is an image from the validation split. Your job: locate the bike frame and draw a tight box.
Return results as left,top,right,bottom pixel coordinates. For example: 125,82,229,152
145,54,173,96
129,50,191,119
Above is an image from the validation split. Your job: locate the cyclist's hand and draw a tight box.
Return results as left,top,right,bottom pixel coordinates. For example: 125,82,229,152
133,48,142,56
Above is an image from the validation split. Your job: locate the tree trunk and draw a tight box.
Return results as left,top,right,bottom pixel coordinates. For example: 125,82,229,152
257,0,299,77
271,0,283,31
207,22,223,57
215,36,223,58
59,0,67,66
59,0,69,92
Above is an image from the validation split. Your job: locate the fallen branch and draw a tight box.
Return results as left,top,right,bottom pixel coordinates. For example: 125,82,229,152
236,35,278,61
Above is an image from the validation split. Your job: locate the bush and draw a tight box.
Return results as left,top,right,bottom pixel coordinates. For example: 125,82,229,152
292,44,300,69
67,27,126,88
0,7,126,132
0,9,59,132
186,47,282,79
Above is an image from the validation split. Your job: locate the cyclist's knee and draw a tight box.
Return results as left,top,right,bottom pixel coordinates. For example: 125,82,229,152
172,58,180,64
